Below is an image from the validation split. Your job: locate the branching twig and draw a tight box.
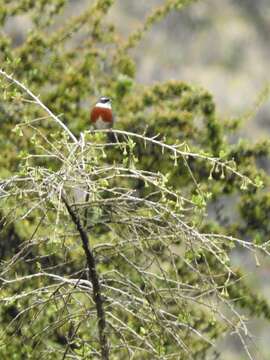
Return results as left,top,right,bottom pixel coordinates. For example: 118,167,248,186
91,129,255,186
0,69,78,144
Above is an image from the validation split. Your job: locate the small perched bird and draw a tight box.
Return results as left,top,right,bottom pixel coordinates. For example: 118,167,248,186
90,96,114,129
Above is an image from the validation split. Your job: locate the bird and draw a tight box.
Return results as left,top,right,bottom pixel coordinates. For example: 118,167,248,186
74,96,115,204
90,96,114,130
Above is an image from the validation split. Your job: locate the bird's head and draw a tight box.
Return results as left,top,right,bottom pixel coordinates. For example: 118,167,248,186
96,96,112,109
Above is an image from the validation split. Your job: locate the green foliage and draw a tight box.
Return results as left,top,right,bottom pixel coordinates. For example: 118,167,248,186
0,1,269,359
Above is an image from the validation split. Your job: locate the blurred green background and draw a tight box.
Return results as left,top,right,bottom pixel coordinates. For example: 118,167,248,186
110,2,270,358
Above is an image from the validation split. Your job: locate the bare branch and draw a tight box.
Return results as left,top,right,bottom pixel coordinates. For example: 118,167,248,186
61,193,109,360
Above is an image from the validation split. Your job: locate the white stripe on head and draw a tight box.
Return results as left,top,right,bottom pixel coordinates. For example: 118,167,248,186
96,101,112,109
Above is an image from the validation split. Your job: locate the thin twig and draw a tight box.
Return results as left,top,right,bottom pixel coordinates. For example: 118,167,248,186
0,69,78,144
91,129,254,186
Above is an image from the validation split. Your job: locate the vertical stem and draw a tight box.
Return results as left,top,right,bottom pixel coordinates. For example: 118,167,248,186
62,195,109,360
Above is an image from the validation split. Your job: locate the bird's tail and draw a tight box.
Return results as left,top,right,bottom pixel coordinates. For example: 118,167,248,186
107,130,118,143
